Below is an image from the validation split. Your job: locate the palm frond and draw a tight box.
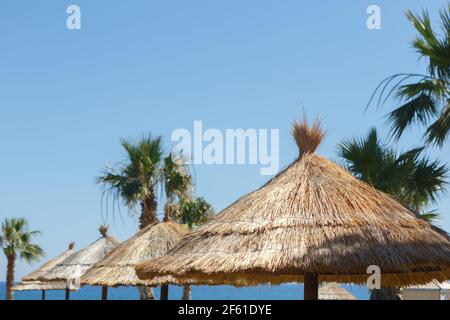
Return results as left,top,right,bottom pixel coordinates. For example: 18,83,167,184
163,154,193,201
425,102,450,146
385,93,437,139
418,209,440,222
177,197,214,229
367,6,450,146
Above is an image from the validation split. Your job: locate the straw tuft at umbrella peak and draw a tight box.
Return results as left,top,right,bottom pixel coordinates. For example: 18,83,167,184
68,242,75,250
99,225,109,237
292,115,325,156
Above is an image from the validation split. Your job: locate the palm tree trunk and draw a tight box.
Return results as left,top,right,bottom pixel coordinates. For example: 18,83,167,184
138,286,155,300
139,193,158,229
6,254,16,301
182,285,192,300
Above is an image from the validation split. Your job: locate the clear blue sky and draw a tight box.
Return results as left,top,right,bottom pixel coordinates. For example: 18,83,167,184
1,0,449,281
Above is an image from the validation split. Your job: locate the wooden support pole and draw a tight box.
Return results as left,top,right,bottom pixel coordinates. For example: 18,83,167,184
102,286,108,300
304,272,319,300
160,285,169,300
65,288,70,300
42,290,46,300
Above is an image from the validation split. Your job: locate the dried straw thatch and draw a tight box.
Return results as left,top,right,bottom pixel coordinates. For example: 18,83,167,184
12,281,68,291
22,242,76,282
38,226,120,282
81,221,188,287
136,118,450,287
319,283,356,300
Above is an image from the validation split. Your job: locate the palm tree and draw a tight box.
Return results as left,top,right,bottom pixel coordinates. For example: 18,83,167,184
98,135,164,229
98,134,193,299
0,218,43,300
337,128,448,299
174,196,214,300
367,6,450,146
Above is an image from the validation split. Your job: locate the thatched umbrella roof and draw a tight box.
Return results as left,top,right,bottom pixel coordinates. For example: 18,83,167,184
136,118,450,288
318,283,356,300
12,281,69,291
22,242,76,282
81,221,188,287
38,226,120,282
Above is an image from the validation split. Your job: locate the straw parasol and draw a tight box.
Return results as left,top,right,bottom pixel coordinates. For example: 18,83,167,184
136,117,450,300
38,226,120,300
81,216,189,300
318,282,356,300
13,242,76,300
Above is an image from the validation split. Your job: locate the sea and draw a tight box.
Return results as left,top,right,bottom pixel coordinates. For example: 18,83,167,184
0,282,369,300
